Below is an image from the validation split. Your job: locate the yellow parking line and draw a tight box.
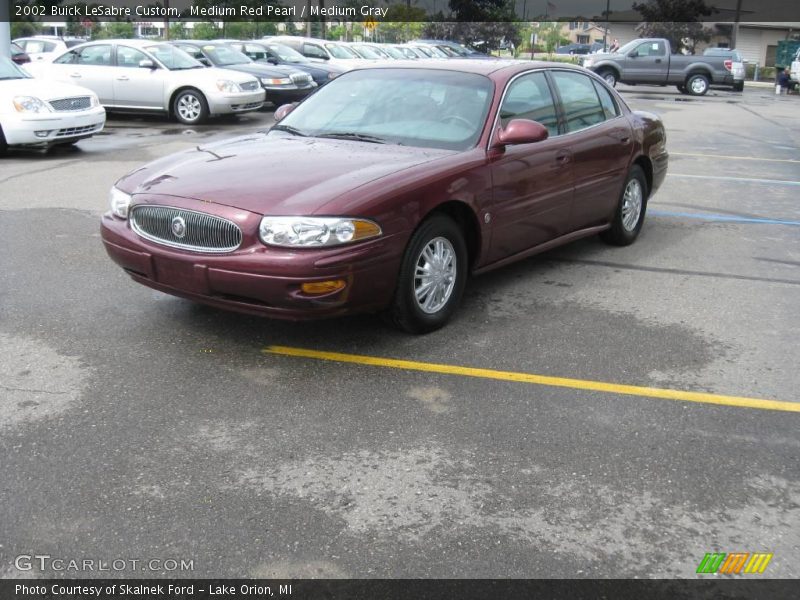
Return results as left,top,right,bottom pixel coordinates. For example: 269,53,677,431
263,345,799,414
671,152,800,164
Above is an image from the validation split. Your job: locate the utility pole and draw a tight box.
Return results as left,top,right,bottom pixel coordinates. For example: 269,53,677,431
0,0,10,59
603,0,610,51
731,0,742,49
163,0,170,40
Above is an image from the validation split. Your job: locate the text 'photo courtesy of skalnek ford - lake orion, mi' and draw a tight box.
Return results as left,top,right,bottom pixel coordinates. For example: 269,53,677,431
1,0,799,598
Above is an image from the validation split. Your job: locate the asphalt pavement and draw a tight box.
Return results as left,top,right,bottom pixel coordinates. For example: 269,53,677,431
1,87,799,579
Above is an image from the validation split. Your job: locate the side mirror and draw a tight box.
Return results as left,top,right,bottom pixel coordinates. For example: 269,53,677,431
199,58,211,67
493,119,549,148
629,50,638,58
274,103,296,122
267,56,279,65
138,59,156,69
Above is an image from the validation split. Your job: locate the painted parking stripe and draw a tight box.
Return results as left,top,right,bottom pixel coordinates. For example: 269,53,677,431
668,173,800,186
263,346,799,414
671,152,800,164
649,209,800,226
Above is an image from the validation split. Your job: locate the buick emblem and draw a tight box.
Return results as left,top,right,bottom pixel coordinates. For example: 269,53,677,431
171,216,187,238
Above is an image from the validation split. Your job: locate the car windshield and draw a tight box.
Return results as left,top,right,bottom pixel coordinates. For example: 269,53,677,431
616,40,641,54
202,44,251,66
325,43,359,59
273,68,493,151
266,43,308,63
144,44,203,69
0,56,30,79
383,46,405,59
352,45,381,59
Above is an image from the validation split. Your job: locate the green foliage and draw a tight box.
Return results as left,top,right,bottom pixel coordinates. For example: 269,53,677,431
168,22,186,40
191,21,220,40
378,5,427,42
632,0,714,54
11,21,41,39
421,22,523,52
93,21,136,40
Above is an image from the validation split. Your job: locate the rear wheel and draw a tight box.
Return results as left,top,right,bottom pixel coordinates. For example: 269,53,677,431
601,165,648,246
387,214,468,334
0,126,7,155
733,81,744,92
173,89,209,125
686,73,710,96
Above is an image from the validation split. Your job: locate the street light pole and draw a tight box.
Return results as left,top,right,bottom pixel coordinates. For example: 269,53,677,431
603,0,610,51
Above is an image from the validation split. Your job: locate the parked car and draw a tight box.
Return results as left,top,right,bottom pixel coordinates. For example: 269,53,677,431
348,43,391,60
13,36,86,62
556,43,592,56
376,44,407,60
413,39,490,58
702,47,746,91
394,45,424,59
169,41,316,105
24,40,264,124
791,48,800,82
11,42,31,65
223,40,343,86
101,60,667,333
582,38,741,95
267,36,364,69
0,56,105,153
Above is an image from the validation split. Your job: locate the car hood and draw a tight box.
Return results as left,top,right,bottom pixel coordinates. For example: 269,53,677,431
118,133,451,215
0,77,97,101
214,62,299,78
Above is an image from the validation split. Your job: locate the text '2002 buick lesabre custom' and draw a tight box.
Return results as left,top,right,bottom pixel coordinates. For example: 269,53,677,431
100,59,668,333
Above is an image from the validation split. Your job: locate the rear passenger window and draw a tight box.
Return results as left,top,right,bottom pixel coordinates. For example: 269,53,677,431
76,45,112,66
592,80,619,119
551,71,606,132
498,72,559,136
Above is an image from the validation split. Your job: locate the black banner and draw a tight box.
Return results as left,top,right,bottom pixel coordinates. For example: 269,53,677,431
2,579,800,600
7,0,800,23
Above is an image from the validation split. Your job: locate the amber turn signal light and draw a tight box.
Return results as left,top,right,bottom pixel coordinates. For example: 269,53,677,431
301,280,347,295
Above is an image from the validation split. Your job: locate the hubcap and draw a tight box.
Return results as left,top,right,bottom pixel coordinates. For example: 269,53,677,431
621,179,643,231
414,237,457,314
604,73,616,85
691,78,706,94
177,94,201,122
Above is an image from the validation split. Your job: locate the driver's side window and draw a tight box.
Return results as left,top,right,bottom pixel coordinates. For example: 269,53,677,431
498,72,559,136
303,43,327,60
634,41,666,57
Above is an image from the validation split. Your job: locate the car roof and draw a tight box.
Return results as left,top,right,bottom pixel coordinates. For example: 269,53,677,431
353,58,585,78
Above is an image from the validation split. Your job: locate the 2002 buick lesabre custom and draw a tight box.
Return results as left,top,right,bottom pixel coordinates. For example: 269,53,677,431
101,60,668,333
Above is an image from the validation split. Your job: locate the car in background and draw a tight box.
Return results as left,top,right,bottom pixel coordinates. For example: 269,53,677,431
702,47,746,91
414,39,490,58
170,41,316,105
11,42,31,65
101,61,667,333
347,43,392,60
791,48,800,82
407,44,450,59
393,45,423,59
267,36,364,69
0,56,105,153
556,43,592,55
25,40,264,124
13,36,86,62
222,40,343,86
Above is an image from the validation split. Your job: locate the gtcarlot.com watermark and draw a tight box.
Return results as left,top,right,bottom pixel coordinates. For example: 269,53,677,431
14,554,194,573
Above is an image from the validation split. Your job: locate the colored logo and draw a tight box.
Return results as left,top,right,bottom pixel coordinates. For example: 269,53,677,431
696,552,773,574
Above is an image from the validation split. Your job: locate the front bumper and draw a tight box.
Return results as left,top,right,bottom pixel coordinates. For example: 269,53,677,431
261,83,318,104
2,106,106,146
206,89,266,116
99,199,403,320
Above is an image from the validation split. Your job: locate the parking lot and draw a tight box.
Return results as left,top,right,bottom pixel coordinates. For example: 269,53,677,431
1,84,799,579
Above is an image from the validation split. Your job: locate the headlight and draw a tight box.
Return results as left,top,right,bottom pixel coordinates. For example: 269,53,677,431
259,217,381,247
109,187,132,219
90,95,100,107
216,79,242,93
13,96,51,113
261,77,292,86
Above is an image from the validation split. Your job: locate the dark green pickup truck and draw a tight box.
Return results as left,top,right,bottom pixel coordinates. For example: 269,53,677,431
582,38,743,96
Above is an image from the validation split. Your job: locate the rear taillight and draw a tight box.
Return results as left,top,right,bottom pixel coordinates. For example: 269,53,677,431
724,59,732,71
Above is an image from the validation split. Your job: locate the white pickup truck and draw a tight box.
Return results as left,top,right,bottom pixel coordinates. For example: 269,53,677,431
791,48,800,82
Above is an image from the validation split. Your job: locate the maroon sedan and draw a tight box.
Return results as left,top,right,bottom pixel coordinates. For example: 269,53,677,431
11,43,31,65
101,60,668,333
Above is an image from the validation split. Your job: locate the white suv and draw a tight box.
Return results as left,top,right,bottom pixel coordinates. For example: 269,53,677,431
13,37,86,63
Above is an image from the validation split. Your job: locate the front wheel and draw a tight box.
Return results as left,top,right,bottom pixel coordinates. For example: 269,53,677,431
387,214,468,334
173,89,209,125
598,69,617,87
686,73,710,96
601,165,648,246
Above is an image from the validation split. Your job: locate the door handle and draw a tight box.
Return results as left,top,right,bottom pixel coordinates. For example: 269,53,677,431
555,151,572,165
655,59,662,63
116,76,129,81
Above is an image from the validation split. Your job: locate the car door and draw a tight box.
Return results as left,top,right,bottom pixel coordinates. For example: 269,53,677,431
487,71,575,262
111,44,166,110
549,70,633,229
49,44,115,104
624,40,667,83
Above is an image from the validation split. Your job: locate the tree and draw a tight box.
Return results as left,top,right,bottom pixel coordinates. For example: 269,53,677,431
378,5,427,42
169,22,186,40
93,21,135,40
422,21,522,52
191,21,220,39
632,0,714,54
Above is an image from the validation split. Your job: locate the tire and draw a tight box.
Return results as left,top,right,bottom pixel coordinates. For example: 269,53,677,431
173,89,209,125
686,73,710,96
733,81,744,92
386,214,468,334
0,126,7,155
598,69,617,87
601,165,648,246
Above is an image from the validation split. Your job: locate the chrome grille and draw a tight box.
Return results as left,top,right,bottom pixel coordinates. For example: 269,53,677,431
131,205,242,253
290,73,312,85
49,96,92,111
241,80,260,91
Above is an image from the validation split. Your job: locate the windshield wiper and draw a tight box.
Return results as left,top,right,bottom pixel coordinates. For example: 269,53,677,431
316,132,387,144
271,124,307,137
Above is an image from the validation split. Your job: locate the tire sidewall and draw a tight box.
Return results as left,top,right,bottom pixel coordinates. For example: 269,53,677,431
603,165,648,246
393,215,468,333
600,70,617,87
173,89,208,125
687,74,709,96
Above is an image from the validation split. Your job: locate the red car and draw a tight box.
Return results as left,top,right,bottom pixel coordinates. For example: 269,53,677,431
11,42,31,65
101,60,668,333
